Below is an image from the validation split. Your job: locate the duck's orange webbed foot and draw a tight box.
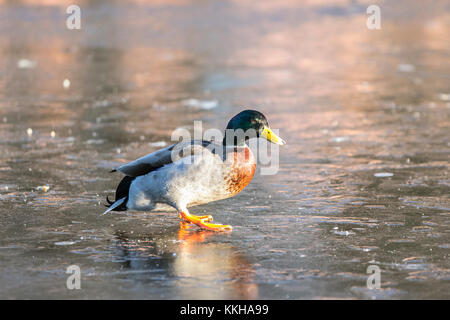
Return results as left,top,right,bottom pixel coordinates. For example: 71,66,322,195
179,211,232,232
178,213,213,222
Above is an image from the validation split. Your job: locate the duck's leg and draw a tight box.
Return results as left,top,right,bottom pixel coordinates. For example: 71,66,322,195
179,210,232,232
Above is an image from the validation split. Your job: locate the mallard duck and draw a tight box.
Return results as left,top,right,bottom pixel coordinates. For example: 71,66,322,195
104,109,285,231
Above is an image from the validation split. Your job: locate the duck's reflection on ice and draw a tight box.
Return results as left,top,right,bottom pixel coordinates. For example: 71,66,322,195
113,222,258,299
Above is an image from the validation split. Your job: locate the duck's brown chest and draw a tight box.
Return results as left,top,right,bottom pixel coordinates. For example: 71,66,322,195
223,147,256,195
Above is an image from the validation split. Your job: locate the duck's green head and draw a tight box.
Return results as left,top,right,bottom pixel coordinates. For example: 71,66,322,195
224,109,286,146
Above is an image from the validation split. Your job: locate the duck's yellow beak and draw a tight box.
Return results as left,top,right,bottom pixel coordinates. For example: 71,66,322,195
261,127,286,145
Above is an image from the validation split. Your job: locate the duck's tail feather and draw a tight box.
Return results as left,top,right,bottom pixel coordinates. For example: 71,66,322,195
103,197,127,215
105,195,114,205
103,175,136,215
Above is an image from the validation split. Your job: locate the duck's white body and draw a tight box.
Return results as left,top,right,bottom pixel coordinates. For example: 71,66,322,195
127,151,232,212
105,140,256,214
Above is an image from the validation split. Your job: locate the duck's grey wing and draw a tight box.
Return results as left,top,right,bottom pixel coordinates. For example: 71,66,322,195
112,140,219,177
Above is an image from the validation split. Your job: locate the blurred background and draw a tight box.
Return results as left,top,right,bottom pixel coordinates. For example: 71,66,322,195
0,0,449,299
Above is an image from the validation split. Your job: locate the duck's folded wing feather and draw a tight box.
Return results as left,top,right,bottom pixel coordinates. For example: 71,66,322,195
113,140,216,177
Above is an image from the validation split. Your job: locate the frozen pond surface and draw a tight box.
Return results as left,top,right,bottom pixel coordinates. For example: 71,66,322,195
0,0,449,299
